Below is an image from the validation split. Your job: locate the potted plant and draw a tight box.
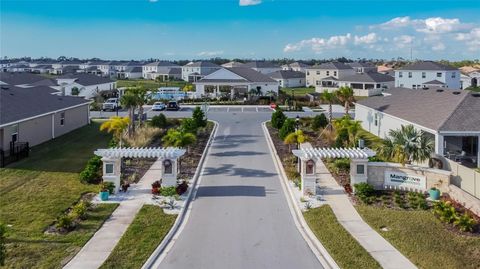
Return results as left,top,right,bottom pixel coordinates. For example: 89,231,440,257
429,187,441,201
151,180,161,195
99,182,111,201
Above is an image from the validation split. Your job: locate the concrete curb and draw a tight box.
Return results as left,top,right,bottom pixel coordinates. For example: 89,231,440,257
262,121,340,269
141,121,219,269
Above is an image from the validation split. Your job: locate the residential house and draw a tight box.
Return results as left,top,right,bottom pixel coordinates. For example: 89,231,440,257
143,61,181,81
347,62,377,73
181,61,221,82
394,61,461,89
281,62,311,73
377,64,394,76
222,61,244,68
241,61,281,75
306,62,355,88
460,67,480,89
117,66,143,79
194,67,279,98
267,70,306,88
0,85,91,153
332,72,394,96
55,73,116,99
355,87,480,168
0,73,58,88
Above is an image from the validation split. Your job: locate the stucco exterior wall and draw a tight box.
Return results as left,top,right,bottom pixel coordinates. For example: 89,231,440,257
395,70,461,89
18,114,53,147
53,105,89,137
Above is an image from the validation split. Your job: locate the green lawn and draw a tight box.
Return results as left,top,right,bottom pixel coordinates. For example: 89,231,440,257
0,121,117,268
116,79,190,90
356,205,480,269
100,205,177,269
303,205,381,269
280,87,316,95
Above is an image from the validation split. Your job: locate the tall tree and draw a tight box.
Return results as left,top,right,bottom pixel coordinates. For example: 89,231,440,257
320,90,336,131
130,86,149,127
120,92,139,137
335,86,355,116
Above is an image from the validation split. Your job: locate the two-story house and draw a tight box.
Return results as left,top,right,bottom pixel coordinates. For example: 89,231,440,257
181,61,221,82
395,61,461,89
143,61,181,81
306,62,355,89
347,62,377,73
281,62,311,73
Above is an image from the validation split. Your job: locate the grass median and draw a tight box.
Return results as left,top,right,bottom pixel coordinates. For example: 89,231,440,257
303,205,381,269
100,205,177,269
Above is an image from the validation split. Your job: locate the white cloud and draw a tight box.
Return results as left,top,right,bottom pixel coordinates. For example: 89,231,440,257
148,0,158,2
239,0,261,6
354,33,378,45
197,50,224,56
284,33,352,53
376,16,415,29
393,35,414,48
416,17,466,34
456,27,480,51
432,42,446,51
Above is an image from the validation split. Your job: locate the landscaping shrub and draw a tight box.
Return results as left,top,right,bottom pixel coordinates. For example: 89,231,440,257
56,214,75,231
151,180,161,195
123,126,162,147
176,181,188,195
334,128,349,147
279,118,296,140
312,113,328,130
271,109,287,129
454,214,476,232
100,182,115,194
70,201,89,220
433,201,458,223
108,138,118,148
407,192,428,210
180,118,198,134
160,186,177,197
79,156,102,184
354,182,375,204
150,114,168,129
333,158,350,172
192,106,207,128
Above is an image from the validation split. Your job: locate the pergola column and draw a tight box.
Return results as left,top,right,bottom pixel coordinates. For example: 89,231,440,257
300,158,316,195
350,158,369,191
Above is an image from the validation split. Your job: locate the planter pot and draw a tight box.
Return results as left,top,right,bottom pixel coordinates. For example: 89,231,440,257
99,191,109,201
429,188,441,200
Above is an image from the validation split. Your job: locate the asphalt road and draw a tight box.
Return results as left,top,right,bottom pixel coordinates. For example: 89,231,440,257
152,112,324,269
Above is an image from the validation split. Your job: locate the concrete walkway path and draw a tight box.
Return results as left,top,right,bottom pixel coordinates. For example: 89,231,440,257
64,159,163,269
317,160,417,269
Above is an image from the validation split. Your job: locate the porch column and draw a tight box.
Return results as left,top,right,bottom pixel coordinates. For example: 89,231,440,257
478,135,480,168
230,88,235,100
435,133,444,156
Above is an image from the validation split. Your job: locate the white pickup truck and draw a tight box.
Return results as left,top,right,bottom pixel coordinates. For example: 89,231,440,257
102,98,121,111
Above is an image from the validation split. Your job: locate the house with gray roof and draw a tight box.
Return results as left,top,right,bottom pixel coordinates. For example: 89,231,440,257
355,87,480,168
0,73,58,88
194,67,279,99
0,85,91,155
143,61,181,80
395,61,461,89
325,72,395,96
182,61,221,82
267,70,306,88
241,61,281,75
306,62,355,87
55,73,116,99
347,62,377,73
281,62,311,73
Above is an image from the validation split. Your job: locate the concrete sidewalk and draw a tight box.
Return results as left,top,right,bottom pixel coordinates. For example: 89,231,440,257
317,160,417,269
64,159,163,269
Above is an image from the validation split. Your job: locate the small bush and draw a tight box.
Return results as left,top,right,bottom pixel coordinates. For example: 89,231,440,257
354,183,375,204
160,186,177,197
150,114,168,129
333,158,350,172
454,214,476,232
100,182,115,194
56,215,75,230
433,201,458,223
180,118,198,134
192,106,207,128
70,201,88,220
271,109,287,129
79,156,102,184
312,113,328,130
176,181,188,195
279,118,296,140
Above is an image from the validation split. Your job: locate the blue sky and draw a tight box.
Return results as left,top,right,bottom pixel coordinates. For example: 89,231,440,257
1,0,479,60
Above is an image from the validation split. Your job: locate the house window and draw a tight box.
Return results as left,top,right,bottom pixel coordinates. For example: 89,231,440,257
60,112,65,126
326,71,330,76
11,124,18,143
316,80,321,86
437,72,442,78
400,84,404,87
408,72,412,78
307,71,310,75
422,72,426,78
164,159,173,174
316,71,320,75
306,160,315,175
357,164,365,175
105,164,114,174
452,72,456,78
374,113,378,126
334,71,337,76
399,72,403,78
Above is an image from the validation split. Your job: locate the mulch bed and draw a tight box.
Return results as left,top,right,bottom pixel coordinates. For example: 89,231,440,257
178,125,214,179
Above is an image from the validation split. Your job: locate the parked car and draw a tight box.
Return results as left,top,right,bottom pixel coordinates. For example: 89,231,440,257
166,101,180,111
102,98,121,111
152,102,166,111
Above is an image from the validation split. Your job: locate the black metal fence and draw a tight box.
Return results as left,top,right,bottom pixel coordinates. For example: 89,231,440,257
0,142,29,168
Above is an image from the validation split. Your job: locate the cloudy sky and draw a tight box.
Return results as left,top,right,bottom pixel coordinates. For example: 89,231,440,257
1,0,479,60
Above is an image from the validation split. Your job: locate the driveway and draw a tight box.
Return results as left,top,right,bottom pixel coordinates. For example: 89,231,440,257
153,112,323,269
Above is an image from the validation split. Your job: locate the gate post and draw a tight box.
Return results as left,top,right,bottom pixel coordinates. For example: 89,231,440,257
101,157,122,193
350,158,368,191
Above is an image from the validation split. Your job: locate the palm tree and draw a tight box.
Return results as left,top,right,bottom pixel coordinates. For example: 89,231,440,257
284,130,307,152
100,116,129,146
120,92,139,137
378,125,434,165
335,86,355,116
248,87,262,100
333,116,363,147
265,90,276,102
130,86,149,127
320,90,336,131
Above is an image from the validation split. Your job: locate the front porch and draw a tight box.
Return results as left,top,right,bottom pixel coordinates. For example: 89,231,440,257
195,82,252,100
442,135,479,168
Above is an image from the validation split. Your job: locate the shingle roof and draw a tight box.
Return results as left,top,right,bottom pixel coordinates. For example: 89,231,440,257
184,61,220,68
241,61,280,68
423,80,445,85
198,67,277,83
58,73,114,86
309,62,353,70
0,85,90,125
284,62,311,68
340,72,394,83
398,61,458,71
357,87,480,131
0,73,57,86
145,61,179,67
124,66,142,73
221,61,244,68
347,62,375,68
268,70,305,79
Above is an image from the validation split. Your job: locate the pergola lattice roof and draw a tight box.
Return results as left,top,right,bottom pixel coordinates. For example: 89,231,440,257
94,147,186,159
292,147,376,160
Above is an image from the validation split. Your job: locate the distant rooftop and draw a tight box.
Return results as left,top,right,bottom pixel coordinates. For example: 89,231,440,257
309,62,353,70
397,61,458,71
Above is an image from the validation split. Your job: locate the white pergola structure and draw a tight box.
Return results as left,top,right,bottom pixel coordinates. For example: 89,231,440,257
292,147,376,195
94,147,186,193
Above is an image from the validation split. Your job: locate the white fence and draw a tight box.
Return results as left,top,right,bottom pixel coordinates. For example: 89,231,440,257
447,159,480,199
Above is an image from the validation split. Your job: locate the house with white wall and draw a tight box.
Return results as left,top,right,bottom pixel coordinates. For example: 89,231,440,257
306,62,355,88
194,67,279,99
241,61,281,75
55,73,116,99
355,87,480,168
143,61,181,80
347,62,377,73
331,72,394,96
267,70,306,88
394,61,461,89
281,62,311,73
460,69,480,89
181,61,221,82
